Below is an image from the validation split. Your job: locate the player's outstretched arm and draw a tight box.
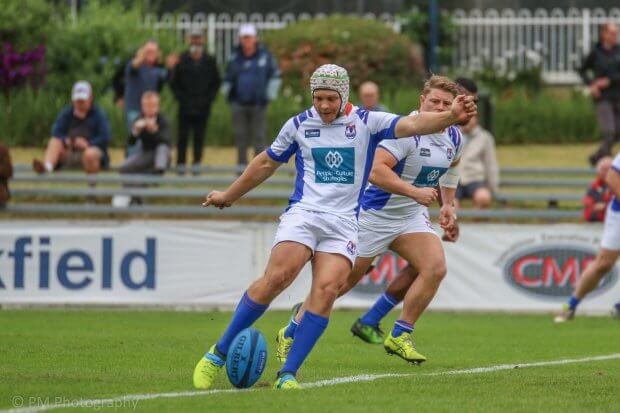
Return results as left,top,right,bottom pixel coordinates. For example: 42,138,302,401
202,151,281,209
369,148,437,206
394,95,476,138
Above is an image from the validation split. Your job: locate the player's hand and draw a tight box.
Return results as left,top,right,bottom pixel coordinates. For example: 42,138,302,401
451,95,477,124
145,118,159,133
442,221,460,242
73,137,89,150
439,204,457,230
411,187,438,206
202,191,232,209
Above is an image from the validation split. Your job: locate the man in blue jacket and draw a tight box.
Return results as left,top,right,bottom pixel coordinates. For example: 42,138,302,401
33,81,110,175
223,23,281,166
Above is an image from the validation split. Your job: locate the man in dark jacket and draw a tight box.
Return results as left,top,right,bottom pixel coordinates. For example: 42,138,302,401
579,23,620,166
170,27,221,173
223,23,281,166
120,92,171,174
32,81,110,175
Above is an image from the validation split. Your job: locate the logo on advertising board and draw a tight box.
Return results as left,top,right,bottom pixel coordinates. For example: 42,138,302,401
500,235,618,299
351,252,408,295
0,236,157,291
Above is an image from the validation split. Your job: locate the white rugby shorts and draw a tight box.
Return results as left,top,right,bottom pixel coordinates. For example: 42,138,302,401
601,207,620,250
273,207,358,266
357,207,437,258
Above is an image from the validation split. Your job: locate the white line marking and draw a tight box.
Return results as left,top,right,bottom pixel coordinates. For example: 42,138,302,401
3,353,619,413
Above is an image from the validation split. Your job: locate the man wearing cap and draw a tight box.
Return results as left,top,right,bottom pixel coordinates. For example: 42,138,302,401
193,64,476,390
33,81,110,175
170,26,221,174
222,23,281,166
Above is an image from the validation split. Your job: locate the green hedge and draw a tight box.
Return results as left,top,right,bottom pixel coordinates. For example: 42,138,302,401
263,16,425,94
1,86,601,147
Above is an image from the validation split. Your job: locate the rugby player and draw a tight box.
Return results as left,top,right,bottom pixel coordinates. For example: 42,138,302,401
193,65,476,389
277,76,463,365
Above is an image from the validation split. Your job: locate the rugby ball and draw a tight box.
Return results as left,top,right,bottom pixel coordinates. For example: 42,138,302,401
226,328,268,388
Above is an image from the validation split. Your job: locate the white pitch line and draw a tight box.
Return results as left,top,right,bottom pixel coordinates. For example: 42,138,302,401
3,353,619,413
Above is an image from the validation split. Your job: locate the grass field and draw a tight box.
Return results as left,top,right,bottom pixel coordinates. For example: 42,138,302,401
1,309,619,412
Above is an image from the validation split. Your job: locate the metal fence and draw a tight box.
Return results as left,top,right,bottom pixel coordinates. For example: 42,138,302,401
145,8,620,84
451,7,620,84
145,12,399,68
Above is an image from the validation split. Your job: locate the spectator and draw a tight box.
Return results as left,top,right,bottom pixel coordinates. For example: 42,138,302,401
0,144,13,208
583,156,614,222
358,81,390,112
223,23,281,166
120,92,171,175
124,40,177,155
32,81,110,175
578,23,620,166
170,26,221,174
454,77,499,209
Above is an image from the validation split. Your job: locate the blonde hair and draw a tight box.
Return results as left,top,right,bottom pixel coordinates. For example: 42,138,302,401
422,75,459,97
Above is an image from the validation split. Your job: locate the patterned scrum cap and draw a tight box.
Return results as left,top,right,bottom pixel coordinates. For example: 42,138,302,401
310,64,350,114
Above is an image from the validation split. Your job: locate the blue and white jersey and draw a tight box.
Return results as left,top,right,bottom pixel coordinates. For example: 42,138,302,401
266,104,401,220
609,153,620,214
360,110,463,219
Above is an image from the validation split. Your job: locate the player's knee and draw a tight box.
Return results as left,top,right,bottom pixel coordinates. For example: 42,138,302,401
316,281,341,303
474,189,492,208
595,256,615,274
265,268,296,292
421,260,446,282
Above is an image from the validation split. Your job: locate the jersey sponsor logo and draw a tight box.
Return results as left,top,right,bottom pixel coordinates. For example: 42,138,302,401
345,123,356,139
503,245,618,298
413,166,447,187
312,147,355,184
305,129,320,138
430,142,445,147
420,147,431,157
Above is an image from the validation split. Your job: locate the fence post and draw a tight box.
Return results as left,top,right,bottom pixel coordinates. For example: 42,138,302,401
582,9,591,56
207,13,216,56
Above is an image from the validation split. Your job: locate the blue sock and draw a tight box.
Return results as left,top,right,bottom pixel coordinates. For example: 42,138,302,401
392,319,413,338
215,291,268,356
359,292,399,326
284,316,299,339
280,311,328,376
568,296,581,311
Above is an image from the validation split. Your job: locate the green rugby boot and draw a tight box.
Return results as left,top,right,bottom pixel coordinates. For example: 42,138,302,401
350,319,384,344
273,373,302,390
384,331,427,364
276,326,294,363
193,345,225,389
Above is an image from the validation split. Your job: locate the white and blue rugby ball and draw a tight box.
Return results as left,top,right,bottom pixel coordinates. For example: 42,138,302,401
226,327,268,388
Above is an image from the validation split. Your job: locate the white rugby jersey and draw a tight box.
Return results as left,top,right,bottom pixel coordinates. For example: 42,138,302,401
360,110,463,219
266,104,401,219
610,153,620,214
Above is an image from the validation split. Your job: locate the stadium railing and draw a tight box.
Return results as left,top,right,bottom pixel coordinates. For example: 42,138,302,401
3,164,591,220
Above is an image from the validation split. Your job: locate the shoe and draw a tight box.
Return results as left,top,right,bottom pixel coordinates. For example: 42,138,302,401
351,319,384,344
384,331,427,364
554,303,575,323
611,303,620,320
32,159,46,174
273,373,301,389
291,302,303,317
276,326,294,363
193,345,225,389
